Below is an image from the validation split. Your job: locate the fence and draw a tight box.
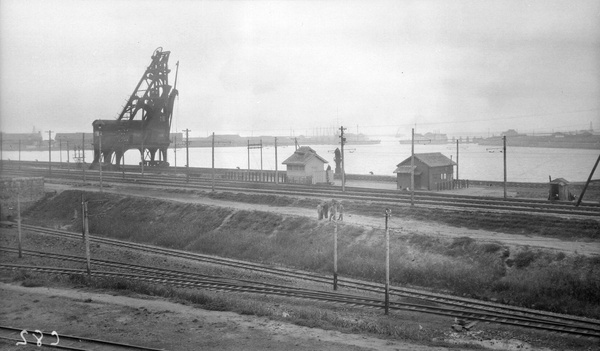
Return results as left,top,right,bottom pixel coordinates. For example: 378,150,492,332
225,170,287,184
435,179,469,191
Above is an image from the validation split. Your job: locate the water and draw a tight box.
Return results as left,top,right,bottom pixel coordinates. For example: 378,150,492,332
2,138,598,182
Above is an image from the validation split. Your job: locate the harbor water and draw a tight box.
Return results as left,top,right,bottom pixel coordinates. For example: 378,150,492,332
2,137,599,183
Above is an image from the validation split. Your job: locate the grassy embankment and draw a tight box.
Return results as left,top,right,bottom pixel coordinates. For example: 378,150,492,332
23,190,600,319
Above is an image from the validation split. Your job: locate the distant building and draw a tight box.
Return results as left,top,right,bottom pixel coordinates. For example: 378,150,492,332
0,132,43,149
393,152,455,190
55,133,94,149
501,129,521,137
282,146,331,185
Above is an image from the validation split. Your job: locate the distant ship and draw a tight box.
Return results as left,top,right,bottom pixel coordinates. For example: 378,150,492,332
398,132,448,145
176,133,381,148
476,130,600,149
302,133,381,145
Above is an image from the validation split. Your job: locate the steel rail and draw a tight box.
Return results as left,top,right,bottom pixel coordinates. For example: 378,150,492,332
2,264,599,339
8,225,600,331
3,166,599,216
3,246,599,333
0,325,165,350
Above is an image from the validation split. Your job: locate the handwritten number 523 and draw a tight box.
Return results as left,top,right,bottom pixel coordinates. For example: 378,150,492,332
16,330,59,346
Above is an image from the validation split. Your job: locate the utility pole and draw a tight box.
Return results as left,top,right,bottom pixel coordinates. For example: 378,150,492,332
503,136,507,199
411,128,415,206
66,140,70,172
81,193,86,240
333,221,338,291
82,133,86,183
47,130,53,175
98,125,103,193
340,126,347,192
18,139,21,170
248,139,263,174
174,135,177,168
183,128,190,183
17,193,22,258
384,208,391,315
212,132,215,192
456,139,459,183
119,129,127,180
576,154,600,207
274,137,279,185
141,126,145,178
59,139,62,165
83,200,91,276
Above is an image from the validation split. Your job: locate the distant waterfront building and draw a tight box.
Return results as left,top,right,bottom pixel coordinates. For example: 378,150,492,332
501,129,522,137
0,132,43,149
393,152,455,191
282,146,331,185
55,133,94,149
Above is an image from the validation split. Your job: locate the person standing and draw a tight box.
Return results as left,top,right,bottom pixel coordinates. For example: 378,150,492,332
337,202,344,221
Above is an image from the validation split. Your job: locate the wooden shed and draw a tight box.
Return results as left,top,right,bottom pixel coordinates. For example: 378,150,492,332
282,146,332,185
393,152,455,190
548,178,573,201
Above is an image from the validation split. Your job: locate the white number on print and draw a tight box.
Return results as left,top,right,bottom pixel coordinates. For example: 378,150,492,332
16,329,59,346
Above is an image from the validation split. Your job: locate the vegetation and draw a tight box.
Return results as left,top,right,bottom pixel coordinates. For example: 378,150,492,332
23,190,600,319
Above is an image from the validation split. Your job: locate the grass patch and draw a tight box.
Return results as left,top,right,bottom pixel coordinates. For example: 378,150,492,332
21,190,600,319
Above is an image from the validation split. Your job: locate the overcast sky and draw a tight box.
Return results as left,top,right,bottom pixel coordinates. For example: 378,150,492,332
1,0,599,138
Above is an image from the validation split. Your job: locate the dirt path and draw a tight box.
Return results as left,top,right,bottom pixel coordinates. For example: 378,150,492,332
47,183,599,256
0,283,452,351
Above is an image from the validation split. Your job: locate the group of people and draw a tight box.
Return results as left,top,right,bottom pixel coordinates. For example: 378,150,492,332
317,200,344,221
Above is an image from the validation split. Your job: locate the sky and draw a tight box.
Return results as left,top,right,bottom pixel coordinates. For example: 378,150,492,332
1,0,599,138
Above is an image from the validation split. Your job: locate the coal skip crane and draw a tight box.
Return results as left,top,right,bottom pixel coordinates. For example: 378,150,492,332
90,47,179,169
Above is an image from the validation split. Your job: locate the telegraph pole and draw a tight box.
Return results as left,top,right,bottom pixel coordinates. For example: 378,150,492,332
83,200,91,276
274,137,279,185
340,126,347,192
212,132,215,192
141,127,145,178
98,125,103,193
456,139,459,183
411,128,415,206
47,130,53,175
576,154,600,207
248,139,263,174
183,128,191,183
384,208,391,315
66,140,70,172
174,135,177,168
333,221,338,290
82,133,86,183
18,139,21,170
503,136,507,199
17,193,22,258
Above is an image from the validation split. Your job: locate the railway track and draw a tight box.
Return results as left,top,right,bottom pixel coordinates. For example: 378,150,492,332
0,325,165,350
2,165,600,217
3,225,599,339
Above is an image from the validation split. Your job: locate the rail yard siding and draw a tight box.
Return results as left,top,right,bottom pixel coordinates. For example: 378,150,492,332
0,177,45,221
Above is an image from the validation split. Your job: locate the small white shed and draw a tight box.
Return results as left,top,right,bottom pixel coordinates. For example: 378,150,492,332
282,146,331,184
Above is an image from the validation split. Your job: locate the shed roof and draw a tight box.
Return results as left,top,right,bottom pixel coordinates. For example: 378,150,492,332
393,165,422,175
550,178,569,185
282,146,328,165
397,152,456,168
